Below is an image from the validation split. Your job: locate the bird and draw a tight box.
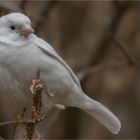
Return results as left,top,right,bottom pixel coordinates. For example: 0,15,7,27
0,12,121,135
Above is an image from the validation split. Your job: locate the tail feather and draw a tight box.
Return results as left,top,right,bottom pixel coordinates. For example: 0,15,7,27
80,94,121,134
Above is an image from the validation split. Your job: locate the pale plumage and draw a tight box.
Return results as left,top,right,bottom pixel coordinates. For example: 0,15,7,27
0,12,121,134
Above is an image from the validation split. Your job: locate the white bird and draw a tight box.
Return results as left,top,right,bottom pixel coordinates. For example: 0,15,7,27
0,12,121,135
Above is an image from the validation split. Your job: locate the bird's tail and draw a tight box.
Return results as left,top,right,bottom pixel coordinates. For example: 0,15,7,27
78,94,121,134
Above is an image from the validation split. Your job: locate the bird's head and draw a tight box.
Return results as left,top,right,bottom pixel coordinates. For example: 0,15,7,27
0,12,35,46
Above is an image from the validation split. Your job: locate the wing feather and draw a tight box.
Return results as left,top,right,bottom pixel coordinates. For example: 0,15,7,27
34,37,81,89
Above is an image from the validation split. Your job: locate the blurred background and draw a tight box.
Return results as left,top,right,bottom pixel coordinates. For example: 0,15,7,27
0,0,140,139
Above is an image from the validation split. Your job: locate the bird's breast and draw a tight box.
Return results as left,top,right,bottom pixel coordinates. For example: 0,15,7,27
0,43,81,107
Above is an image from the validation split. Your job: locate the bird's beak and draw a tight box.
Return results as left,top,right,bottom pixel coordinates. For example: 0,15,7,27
19,26,34,37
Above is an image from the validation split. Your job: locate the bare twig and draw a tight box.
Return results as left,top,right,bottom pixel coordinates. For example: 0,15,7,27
0,120,35,127
0,136,5,140
109,33,138,65
4,70,48,139
77,32,140,81
77,60,128,81
0,121,17,126
89,2,129,65
34,1,58,34
22,70,47,139
19,0,28,12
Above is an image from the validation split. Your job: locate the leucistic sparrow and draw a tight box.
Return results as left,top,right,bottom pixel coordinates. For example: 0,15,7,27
0,12,121,134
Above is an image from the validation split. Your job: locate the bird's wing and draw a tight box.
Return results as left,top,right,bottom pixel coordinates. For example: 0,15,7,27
34,37,81,89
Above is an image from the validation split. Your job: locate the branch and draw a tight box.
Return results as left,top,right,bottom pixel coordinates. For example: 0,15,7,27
0,120,35,127
77,32,140,81
5,70,49,139
77,60,128,81
109,33,139,65
34,1,58,34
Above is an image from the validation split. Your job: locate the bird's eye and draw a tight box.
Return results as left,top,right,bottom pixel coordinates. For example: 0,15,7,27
10,25,16,30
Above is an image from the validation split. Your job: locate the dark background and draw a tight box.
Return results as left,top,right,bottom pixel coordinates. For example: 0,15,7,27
0,1,140,139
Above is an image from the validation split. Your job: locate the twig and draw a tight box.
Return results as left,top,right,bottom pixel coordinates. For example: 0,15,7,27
109,33,138,65
77,60,128,81
34,1,58,34
0,136,5,140
19,0,28,12
0,120,35,127
5,70,48,139
89,2,129,65
77,32,140,81
0,121,17,126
